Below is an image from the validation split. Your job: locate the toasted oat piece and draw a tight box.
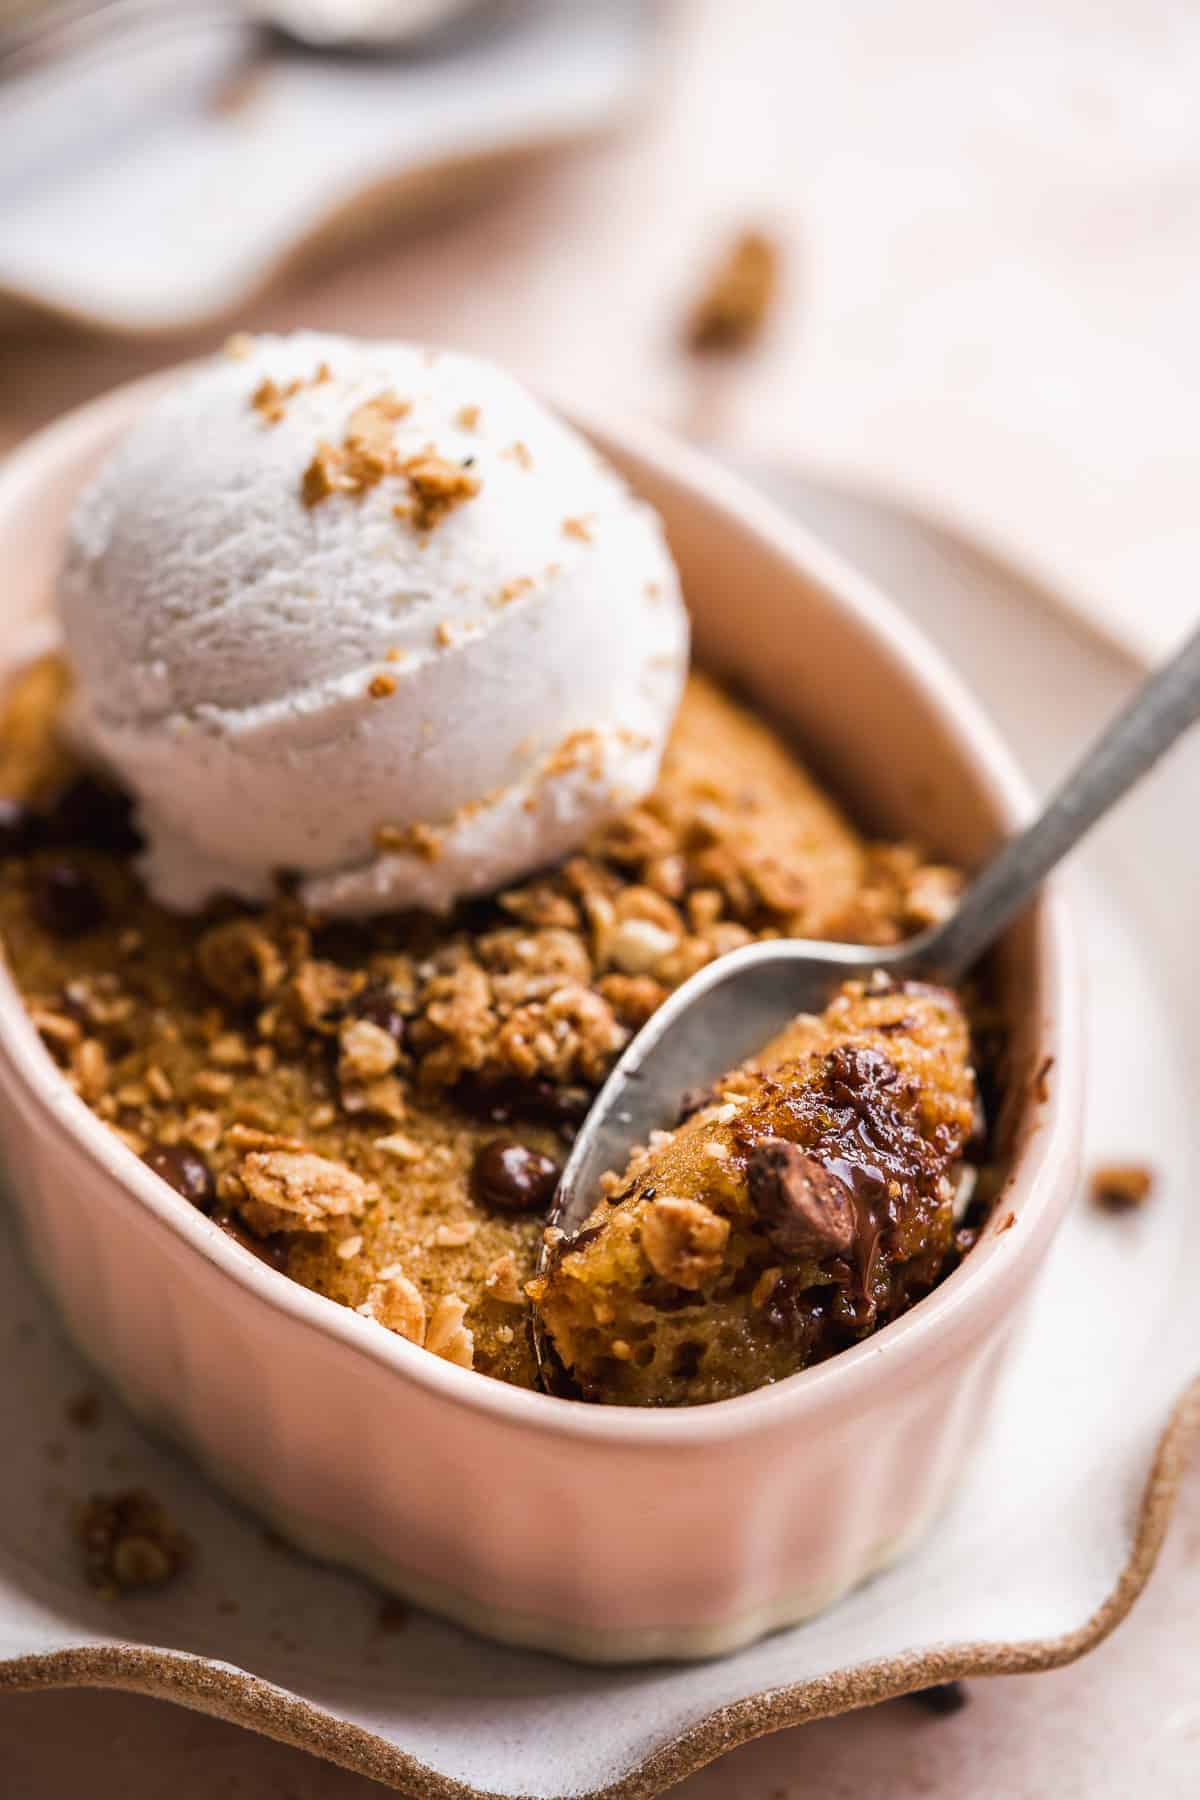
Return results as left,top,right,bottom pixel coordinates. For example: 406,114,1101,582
530,978,976,1405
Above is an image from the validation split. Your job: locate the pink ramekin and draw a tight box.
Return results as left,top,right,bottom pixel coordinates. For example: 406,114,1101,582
0,372,1082,1663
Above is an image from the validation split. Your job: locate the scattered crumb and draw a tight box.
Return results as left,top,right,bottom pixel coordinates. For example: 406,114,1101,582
403,452,481,531
494,576,534,608
76,1489,190,1596
503,440,533,470
368,674,397,700
374,821,443,862
562,515,593,543
686,228,780,352
455,404,481,431
433,1219,477,1248
1091,1163,1154,1213
996,1210,1016,1234
251,364,329,427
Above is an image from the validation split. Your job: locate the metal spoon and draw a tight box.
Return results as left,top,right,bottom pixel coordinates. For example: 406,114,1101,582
536,615,1200,1354
0,0,485,84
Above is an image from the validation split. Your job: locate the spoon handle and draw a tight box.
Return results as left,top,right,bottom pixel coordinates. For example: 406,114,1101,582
926,617,1200,982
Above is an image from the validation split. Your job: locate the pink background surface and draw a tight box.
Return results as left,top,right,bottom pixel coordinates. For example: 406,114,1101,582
2,1,1197,1789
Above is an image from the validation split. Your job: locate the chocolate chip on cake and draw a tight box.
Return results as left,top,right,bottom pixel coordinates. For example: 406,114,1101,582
471,1139,560,1214
31,861,107,938
348,983,408,1044
141,1141,217,1214
747,1139,856,1258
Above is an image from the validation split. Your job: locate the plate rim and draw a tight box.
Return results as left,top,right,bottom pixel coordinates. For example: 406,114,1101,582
1,465,1196,1798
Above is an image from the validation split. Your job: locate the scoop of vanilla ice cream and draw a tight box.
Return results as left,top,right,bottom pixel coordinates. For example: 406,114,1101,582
59,333,689,915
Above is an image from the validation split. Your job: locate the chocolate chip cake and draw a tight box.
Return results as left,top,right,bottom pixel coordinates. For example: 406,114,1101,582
0,653,984,1403
530,978,977,1404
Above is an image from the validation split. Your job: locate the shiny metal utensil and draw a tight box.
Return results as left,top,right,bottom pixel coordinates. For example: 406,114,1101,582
0,0,483,81
535,614,1200,1376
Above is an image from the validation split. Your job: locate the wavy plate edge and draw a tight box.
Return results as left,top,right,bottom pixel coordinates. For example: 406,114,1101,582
0,1378,1195,1800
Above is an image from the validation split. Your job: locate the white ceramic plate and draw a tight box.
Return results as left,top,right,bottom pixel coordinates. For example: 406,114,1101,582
0,1,655,336
0,468,1195,1798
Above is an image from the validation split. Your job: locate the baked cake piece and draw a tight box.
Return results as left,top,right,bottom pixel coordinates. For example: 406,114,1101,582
529,977,977,1405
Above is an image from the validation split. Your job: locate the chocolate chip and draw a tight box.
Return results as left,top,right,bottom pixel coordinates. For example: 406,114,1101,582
671,1340,704,1380
909,1680,968,1716
30,862,107,938
311,919,374,967
141,1142,216,1214
349,983,408,1044
825,1045,899,1113
45,776,141,854
454,1075,591,1133
471,1139,560,1214
0,796,43,858
747,1138,856,1258
214,1212,290,1270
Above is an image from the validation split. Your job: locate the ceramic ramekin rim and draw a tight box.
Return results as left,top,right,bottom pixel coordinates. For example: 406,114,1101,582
0,371,1084,1450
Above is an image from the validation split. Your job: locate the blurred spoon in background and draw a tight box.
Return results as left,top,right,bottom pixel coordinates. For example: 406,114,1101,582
0,0,488,82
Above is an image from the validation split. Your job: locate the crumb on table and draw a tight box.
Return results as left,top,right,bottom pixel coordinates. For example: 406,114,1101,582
1091,1163,1154,1212
75,1488,190,1596
686,229,780,352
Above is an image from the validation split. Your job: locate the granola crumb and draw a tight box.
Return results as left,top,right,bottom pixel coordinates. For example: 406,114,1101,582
483,1252,524,1304
236,1149,375,1237
494,576,534,608
76,1489,190,1596
433,1219,477,1248
686,229,780,352
402,452,480,531
368,673,397,700
503,440,533,470
425,1294,474,1367
455,405,481,431
640,1196,730,1288
562,515,593,542
1091,1163,1154,1213
374,820,443,862
358,1274,426,1345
